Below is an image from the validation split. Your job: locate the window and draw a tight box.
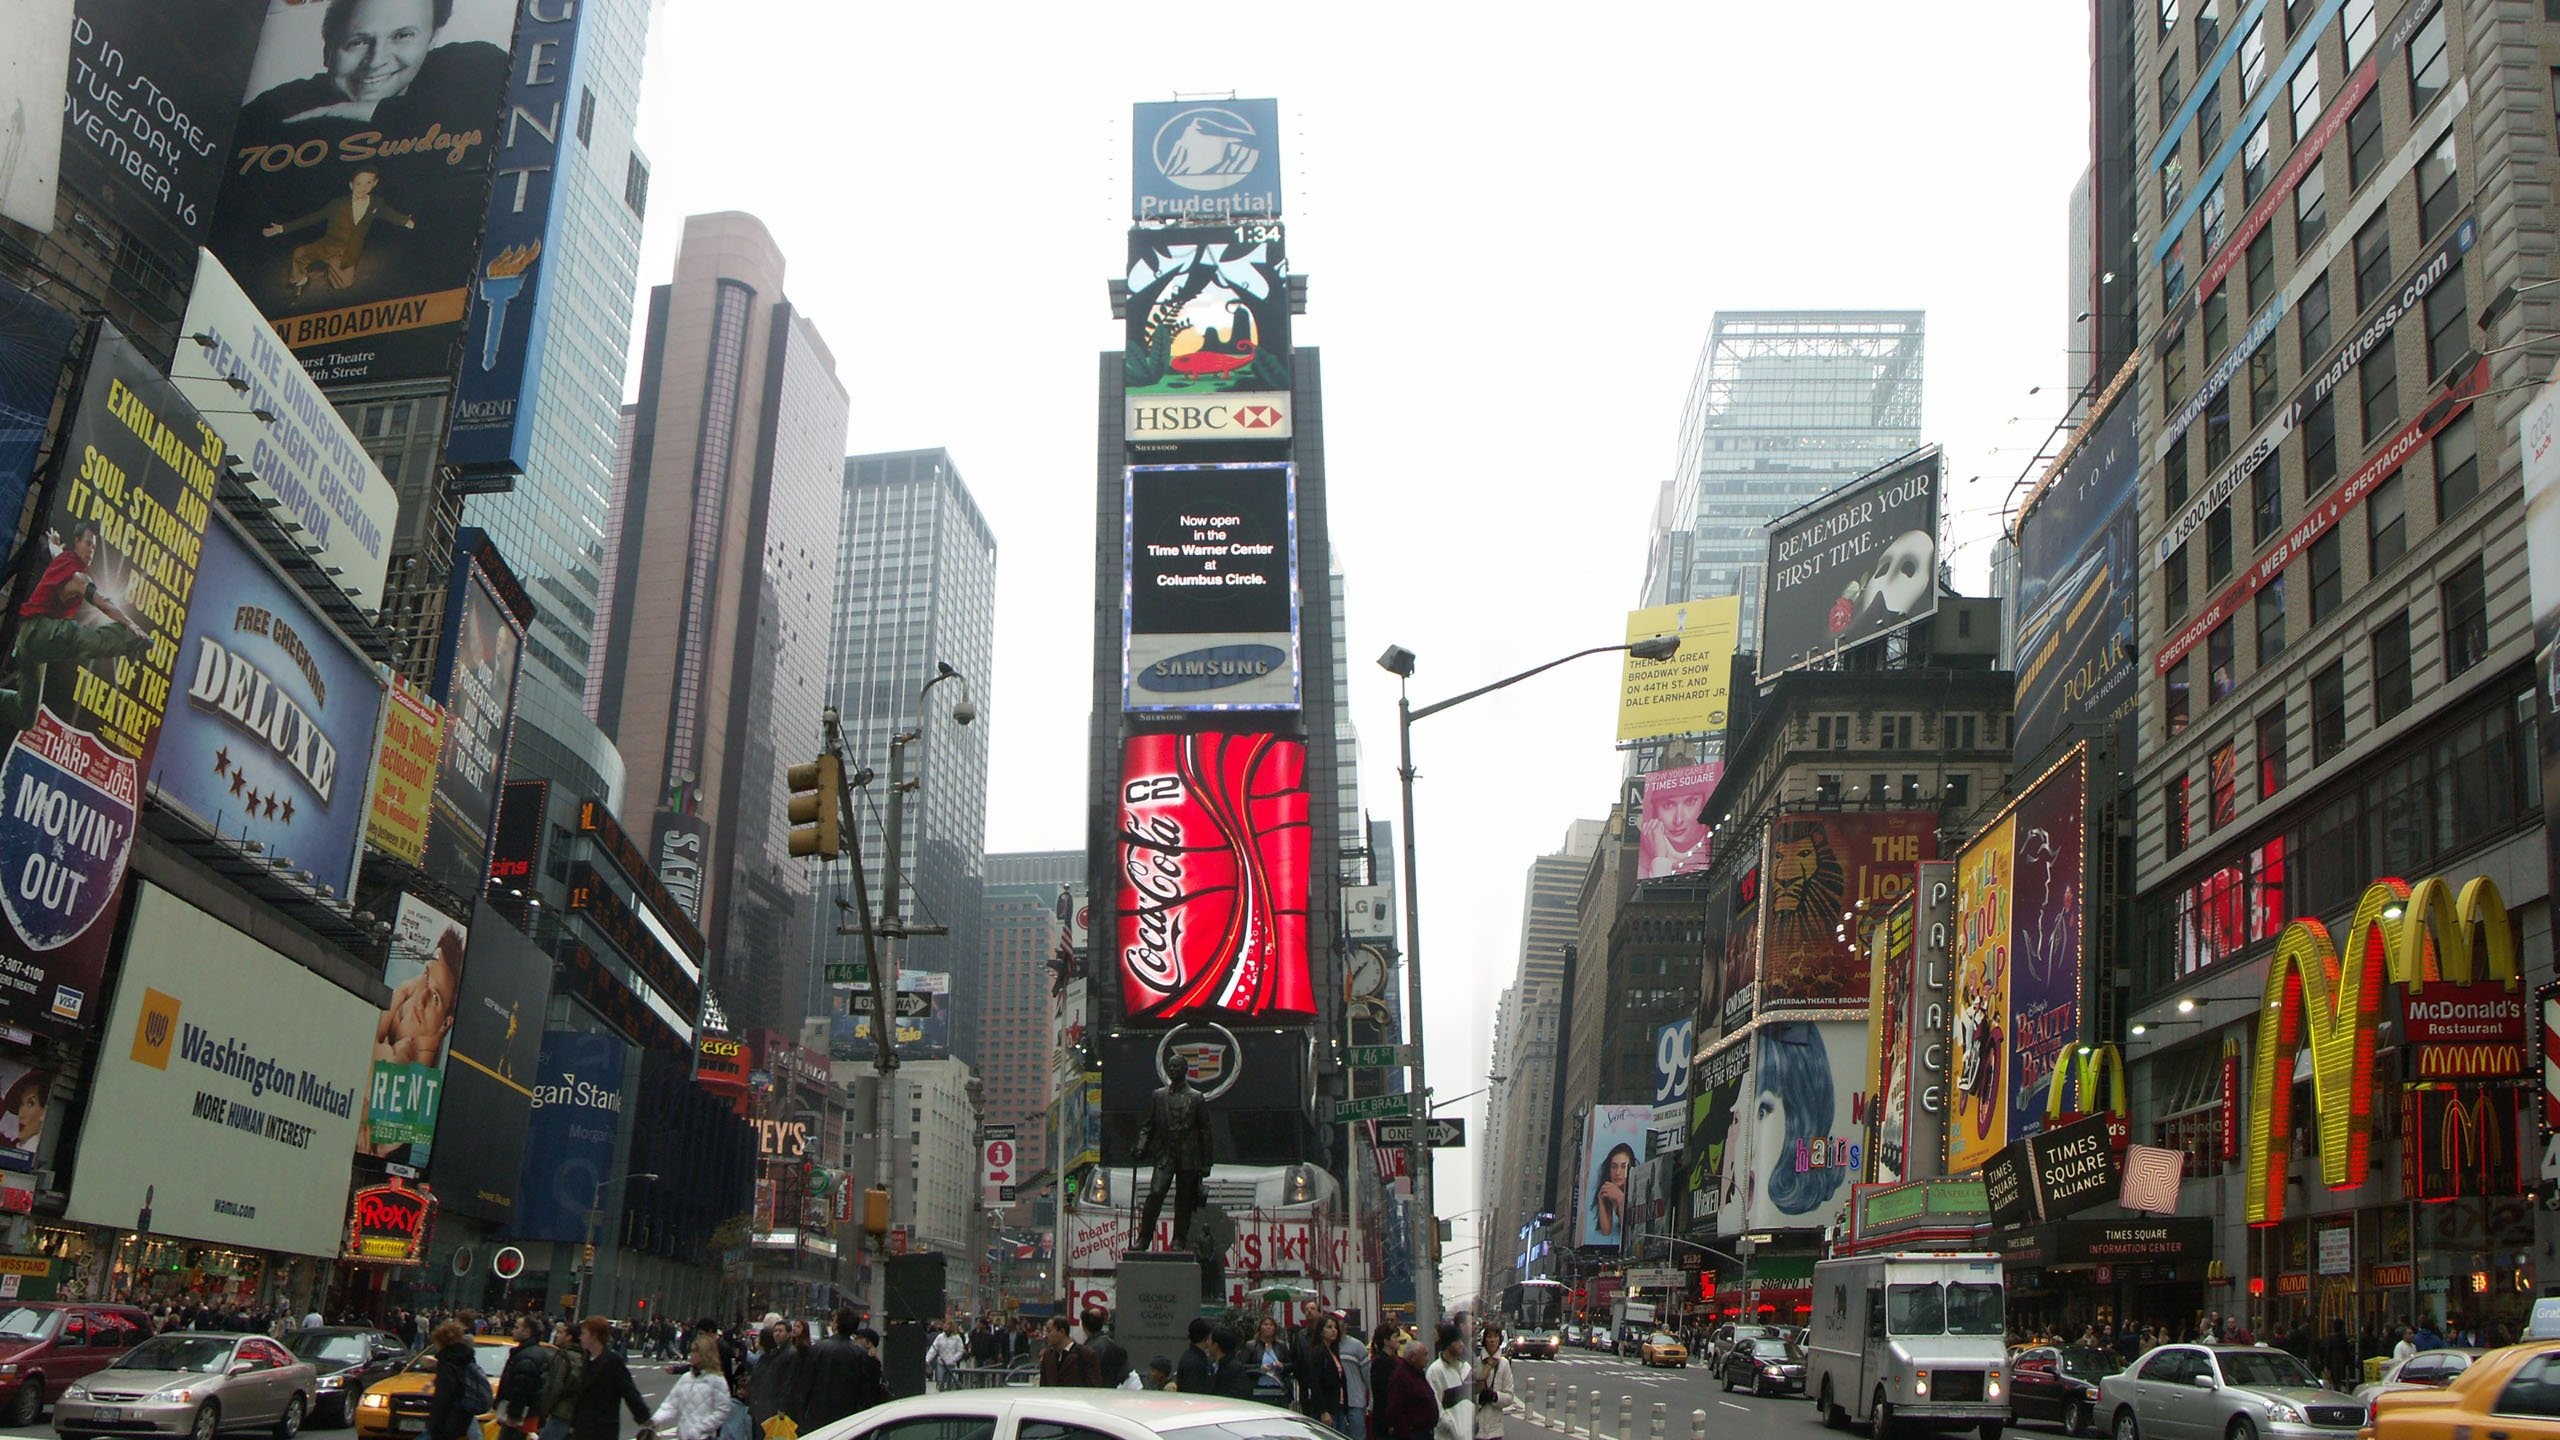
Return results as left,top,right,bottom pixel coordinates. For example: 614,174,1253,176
2159,0,2180,29
2163,154,2187,221
2353,213,2393,312
2198,79,2227,165
2166,541,2193,619
2309,529,2343,623
2195,0,2221,51
2492,1353,2560,1420
2295,160,2329,250
2238,18,2269,96
2257,574,2288,663
2201,179,2229,255
2163,328,2192,414
2205,386,2234,468
2208,620,2237,703
2167,656,2194,737
2424,264,2468,380
2443,558,2489,678
2165,239,2190,311
576,86,596,146
2242,117,2273,201
2166,432,2192,511
2245,231,2276,312
2436,409,2479,516
2249,346,2281,423
2211,741,2240,828
2167,778,2192,857
2374,612,2415,721
2288,0,2320,30
2206,504,2234,583
2370,472,2408,573
2252,455,2283,544
2258,704,2290,798
1948,713,1978,750
623,154,649,220
2360,344,2400,445
1816,714,1853,748
2418,133,2461,241
2312,659,2348,761
1946,772,1972,811
1879,715,1914,749
869,1421,998,1440
2161,51,2186,125
2303,393,2338,491
2288,57,2323,142
2298,275,2332,361
2344,0,2378,65
2347,92,2385,190
2409,3,2450,115
2203,287,2231,363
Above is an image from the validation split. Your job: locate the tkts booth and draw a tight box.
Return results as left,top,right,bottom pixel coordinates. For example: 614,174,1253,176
2241,875,2536,1342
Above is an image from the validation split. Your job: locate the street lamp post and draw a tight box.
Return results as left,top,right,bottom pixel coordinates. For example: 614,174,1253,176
1378,633,1680,1340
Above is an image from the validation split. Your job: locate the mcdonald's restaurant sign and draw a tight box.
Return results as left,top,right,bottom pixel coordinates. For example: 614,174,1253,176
2245,875,2520,1227
2403,1086,2520,1202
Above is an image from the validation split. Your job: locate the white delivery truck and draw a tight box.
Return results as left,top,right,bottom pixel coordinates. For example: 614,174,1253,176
1806,1251,2010,1440
1610,1298,1656,1356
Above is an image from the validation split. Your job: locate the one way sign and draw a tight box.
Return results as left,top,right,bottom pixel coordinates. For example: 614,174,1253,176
891,991,932,1019
1375,1117,1467,1148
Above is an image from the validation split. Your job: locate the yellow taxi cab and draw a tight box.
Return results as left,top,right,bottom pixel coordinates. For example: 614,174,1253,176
354,1338,516,1440
2363,1339,2560,1440
1640,1332,1688,1368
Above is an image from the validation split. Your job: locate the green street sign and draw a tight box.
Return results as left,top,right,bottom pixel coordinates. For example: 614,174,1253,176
825,962,872,985
1345,1044,1410,1069
1328,1092,1415,1123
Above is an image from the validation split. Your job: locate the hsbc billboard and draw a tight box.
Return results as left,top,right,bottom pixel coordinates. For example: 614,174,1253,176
1126,393,1293,442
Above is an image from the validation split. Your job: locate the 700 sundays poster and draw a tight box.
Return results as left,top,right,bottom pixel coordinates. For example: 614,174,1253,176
0,328,217,1032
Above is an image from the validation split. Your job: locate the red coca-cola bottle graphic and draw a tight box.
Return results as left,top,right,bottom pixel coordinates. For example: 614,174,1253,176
1117,731,1313,1019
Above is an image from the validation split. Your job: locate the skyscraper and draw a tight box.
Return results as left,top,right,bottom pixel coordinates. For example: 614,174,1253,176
592,212,851,1038
1482,818,1603,1273
824,450,998,1058
979,850,1083,1192
1653,312,1927,642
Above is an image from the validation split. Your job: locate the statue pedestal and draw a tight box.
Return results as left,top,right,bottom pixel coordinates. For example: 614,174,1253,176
1117,1250,1206,1370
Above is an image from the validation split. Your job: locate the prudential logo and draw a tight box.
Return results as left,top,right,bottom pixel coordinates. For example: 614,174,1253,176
1151,107,1262,192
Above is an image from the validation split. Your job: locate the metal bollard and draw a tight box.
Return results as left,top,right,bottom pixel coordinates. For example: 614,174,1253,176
1690,1409,1709,1440
1651,1401,1667,1440
1618,1396,1633,1440
1544,1379,1558,1425
1566,1385,1581,1438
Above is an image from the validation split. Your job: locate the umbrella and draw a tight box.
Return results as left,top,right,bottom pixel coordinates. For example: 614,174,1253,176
1256,1281,1322,1302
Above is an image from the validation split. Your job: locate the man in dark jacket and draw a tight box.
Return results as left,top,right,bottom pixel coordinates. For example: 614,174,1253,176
1039,1314,1101,1387
797,1311,874,1428
1176,1319,1215,1395
1209,1326,1258,1400
969,1319,1005,1368
423,1322,479,1440
568,1318,653,1440
496,1315,552,1428
749,1321,806,1430
1082,1310,1131,1389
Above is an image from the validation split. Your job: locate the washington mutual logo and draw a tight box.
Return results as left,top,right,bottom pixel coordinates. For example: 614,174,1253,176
1139,644,1287,694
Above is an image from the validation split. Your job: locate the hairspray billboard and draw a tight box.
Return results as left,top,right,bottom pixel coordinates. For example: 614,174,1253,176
1742,1020,1869,1233
1114,731,1311,1022
1758,811,1937,1007
1948,747,2089,1173
1579,1103,1651,1247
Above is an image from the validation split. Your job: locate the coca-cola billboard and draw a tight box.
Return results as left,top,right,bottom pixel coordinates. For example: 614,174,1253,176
1116,732,1313,1021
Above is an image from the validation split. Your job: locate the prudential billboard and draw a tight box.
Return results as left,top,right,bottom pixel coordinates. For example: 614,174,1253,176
1131,99,1282,222
1760,447,1943,679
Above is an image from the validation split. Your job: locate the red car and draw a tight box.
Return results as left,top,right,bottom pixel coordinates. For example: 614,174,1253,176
0,1302,154,1425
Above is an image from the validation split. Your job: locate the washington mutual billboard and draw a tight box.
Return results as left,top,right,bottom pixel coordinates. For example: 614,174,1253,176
1760,446,1942,679
1123,462,1301,712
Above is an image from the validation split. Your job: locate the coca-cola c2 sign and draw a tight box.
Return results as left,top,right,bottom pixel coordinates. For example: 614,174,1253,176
1116,731,1313,1021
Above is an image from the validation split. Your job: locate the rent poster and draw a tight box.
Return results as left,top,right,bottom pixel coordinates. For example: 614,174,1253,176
0,328,215,1033
1948,811,2016,1173
204,0,517,388
1758,811,1937,1007
2006,749,2088,1136
362,893,467,1163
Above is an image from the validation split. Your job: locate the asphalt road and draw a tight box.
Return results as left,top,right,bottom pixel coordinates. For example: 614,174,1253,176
0,1358,682,1440
1504,1349,2082,1440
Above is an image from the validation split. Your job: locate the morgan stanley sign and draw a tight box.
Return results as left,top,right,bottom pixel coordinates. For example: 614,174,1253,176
1132,100,1283,222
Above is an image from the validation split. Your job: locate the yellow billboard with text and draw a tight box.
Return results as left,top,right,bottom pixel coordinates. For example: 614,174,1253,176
1947,812,2015,1174
1618,596,1742,743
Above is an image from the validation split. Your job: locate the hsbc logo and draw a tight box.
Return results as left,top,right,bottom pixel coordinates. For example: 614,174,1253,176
1126,394,1292,441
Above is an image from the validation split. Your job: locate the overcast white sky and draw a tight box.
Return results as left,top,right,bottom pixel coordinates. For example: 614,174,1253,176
627,1,2092,1305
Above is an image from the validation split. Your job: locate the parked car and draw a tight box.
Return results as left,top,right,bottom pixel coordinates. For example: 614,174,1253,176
55,1332,317,1440
1711,1323,1789,1373
0,1301,153,1426
800,1388,1339,1440
2011,1345,2119,1436
1640,1333,1687,1369
350,1337,513,1440
2098,1344,2366,1440
2364,1340,2560,1440
1720,1334,1805,1396
1562,1324,1585,1349
2353,1351,2484,1407
279,1330,407,1429
1505,1330,1560,1361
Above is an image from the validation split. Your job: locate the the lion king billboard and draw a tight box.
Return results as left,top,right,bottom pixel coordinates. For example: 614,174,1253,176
1756,812,1939,1010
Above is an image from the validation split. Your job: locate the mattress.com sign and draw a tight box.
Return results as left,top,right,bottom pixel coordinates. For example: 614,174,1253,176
1126,394,1292,443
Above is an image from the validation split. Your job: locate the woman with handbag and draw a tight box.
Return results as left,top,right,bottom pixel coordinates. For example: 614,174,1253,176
1472,1325,1515,1440
652,1336,737,1440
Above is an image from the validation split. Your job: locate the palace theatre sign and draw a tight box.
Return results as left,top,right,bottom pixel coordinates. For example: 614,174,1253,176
2245,875,2526,1227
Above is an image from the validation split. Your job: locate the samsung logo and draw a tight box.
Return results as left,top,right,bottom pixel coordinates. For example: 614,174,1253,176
1140,644,1287,692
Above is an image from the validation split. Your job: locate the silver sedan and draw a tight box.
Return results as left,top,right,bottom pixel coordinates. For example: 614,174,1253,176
55,1332,315,1440
2099,1345,2367,1440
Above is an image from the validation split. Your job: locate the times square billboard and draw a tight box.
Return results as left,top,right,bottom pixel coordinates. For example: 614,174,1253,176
1114,731,1312,1023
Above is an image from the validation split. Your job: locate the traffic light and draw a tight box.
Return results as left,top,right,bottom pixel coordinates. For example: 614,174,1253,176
786,754,842,858
863,1186,890,1236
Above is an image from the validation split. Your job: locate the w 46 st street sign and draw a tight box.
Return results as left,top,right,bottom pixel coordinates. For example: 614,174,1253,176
1376,1117,1467,1148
